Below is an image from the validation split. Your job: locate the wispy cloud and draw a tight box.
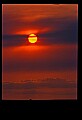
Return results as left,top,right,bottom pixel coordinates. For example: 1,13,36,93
2,17,78,47
2,4,78,35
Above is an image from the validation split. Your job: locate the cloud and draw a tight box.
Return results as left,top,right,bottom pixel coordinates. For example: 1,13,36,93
3,35,26,47
3,78,76,90
2,17,78,47
3,78,77,99
2,4,78,37
38,19,78,44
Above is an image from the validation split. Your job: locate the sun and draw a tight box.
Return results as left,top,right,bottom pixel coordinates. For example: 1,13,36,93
28,34,37,43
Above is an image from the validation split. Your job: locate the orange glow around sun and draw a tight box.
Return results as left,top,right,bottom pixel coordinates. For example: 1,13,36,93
28,34,37,43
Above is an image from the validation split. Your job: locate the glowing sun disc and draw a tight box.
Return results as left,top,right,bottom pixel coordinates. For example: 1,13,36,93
28,34,37,43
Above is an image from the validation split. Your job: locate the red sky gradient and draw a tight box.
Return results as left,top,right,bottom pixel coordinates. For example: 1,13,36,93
2,4,78,100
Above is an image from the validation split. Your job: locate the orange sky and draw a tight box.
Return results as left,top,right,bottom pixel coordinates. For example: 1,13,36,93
2,4,78,100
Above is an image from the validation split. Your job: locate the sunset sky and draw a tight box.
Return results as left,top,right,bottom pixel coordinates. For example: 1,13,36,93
2,4,78,100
